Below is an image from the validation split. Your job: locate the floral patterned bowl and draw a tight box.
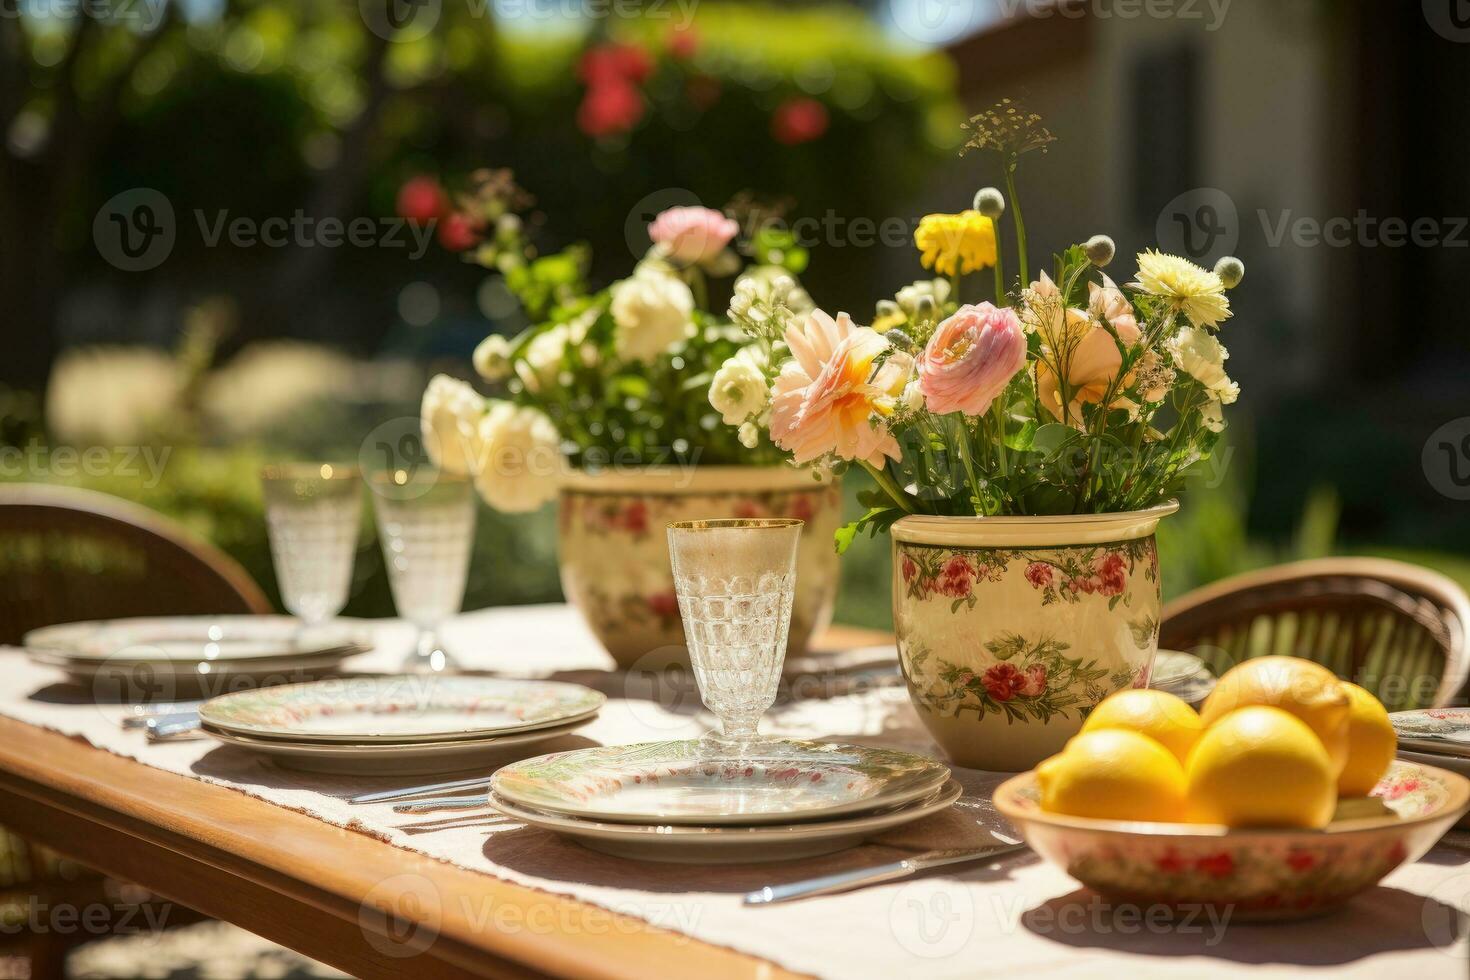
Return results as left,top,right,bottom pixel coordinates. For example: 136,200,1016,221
994,760,1470,921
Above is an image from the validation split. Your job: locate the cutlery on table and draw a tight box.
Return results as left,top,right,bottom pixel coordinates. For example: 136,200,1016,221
120,701,205,729
347,775,496,805
743,837,1028,905
144,713,205,742
392,795,492,813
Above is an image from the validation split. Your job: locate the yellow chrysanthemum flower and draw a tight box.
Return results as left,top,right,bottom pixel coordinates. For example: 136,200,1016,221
1135,250,1232,327
914,211,997,277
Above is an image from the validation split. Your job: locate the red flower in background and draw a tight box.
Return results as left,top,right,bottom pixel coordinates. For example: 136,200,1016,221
396,176,447,224
578,79,645,138
668,26,699,60
734,500,764,520
772,97,828,145
1019,664,1047,698
646,591,679,619
787,495,814,523
436,212,482,252
579,43,652,86
982,663,1023,702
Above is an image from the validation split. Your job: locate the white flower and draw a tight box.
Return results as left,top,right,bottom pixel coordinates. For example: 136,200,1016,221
472,401,563,513
1200,399,1225,433
896,279,951,316
515,325,569,393
708,346,769,425
472,334,513,382
1168,326,1238,401
901,378,925,413
1135,250,1231,327
420,374,484,477
610,267,694,364
737,421,760,449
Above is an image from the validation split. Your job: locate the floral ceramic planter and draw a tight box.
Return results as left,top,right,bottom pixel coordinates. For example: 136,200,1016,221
559,466,841,669
892,502,1178,771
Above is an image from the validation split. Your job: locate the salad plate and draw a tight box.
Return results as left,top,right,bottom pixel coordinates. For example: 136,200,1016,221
491,739,951,825
200,676,606,744
489,779,963,863
25,616,372,663
200,718,593,775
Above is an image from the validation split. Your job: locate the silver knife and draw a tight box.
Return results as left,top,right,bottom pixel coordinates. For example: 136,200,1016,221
145,712,205,741
744,839,1027,905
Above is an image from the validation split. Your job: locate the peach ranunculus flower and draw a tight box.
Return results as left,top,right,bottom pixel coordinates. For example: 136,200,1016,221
768,309,912,467
918,302,1026,417
1035,277,1143,428
647,206,739,268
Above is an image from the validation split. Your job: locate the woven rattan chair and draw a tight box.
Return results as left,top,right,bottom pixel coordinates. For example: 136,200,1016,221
1160,557,1470,712
0,483,269,974
0,482,270,645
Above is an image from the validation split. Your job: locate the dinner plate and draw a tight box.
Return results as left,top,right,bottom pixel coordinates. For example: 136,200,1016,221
489,779,963,863
200,676,607,744
25,616,373,664
491,739,952,825
201,718,594,775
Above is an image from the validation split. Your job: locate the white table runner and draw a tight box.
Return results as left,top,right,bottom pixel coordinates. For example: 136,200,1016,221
3,604,1468,978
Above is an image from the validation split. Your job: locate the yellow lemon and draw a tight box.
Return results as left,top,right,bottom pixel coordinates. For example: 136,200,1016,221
1080,689,1203,764
1200,656,1350,775
1337,682,1397,796
1036,729,1188,822
1186,706,1336,828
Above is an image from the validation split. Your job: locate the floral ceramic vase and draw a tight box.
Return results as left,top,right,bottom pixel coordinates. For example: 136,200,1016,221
559,466,842,669
892,502,1178,771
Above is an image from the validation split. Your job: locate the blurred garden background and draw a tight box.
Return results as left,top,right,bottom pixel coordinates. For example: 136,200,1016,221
2,0,1467,631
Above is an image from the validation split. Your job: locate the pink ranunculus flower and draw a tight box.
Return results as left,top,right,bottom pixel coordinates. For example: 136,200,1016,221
918,302,1027,417
768,309,911,468
647,206,738,267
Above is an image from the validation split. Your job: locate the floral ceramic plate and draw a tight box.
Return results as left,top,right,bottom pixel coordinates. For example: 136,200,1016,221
994,760,1469,921
200,676,606,744
1391,707,1470,758
491,739,951,825
25,616,373,663
200,718,593,776
489,779,962,863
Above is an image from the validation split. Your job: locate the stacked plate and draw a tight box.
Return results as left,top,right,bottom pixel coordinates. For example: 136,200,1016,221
26,616,372,699
1390,707,1470,829
199,676,606,775
489,739,957,863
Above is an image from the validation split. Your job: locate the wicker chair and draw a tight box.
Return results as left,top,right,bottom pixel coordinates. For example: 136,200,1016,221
0,483,270,974
1160,557,1470,712
0,483,270,645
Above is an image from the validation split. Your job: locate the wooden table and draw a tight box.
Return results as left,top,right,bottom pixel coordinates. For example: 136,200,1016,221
0,626,887,980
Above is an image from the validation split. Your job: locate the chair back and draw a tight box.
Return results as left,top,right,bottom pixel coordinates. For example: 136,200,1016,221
0,483,270,646
1160,557,1469,711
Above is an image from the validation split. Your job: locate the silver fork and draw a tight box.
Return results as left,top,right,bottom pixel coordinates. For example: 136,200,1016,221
744,836,1027,905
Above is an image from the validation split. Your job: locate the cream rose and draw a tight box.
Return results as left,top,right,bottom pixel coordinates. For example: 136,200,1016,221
1168,325,1238,403
472,334,513,382
610,267,694,364
471,401,563,513
515,324,569,394
420,374,484,477
708,346,769,425
1200,400,1225,433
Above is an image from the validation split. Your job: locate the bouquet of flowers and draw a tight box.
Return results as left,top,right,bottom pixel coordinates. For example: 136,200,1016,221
717,102,1245,550
415,170,814,512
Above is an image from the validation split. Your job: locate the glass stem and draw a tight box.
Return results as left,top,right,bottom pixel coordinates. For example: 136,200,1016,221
720,715,759,741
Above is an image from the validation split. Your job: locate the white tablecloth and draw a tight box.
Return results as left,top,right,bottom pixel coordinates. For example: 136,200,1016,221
3,605,1468,978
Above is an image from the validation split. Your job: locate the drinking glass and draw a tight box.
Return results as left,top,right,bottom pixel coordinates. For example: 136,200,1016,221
667,518,802,747
371,471,476,674
261,463,361,641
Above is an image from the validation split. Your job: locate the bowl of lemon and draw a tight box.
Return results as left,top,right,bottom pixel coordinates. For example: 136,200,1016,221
994,657,1470,920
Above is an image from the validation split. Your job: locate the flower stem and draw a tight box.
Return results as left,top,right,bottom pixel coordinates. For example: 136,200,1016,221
1003,162,1029,289
860,460,915,514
